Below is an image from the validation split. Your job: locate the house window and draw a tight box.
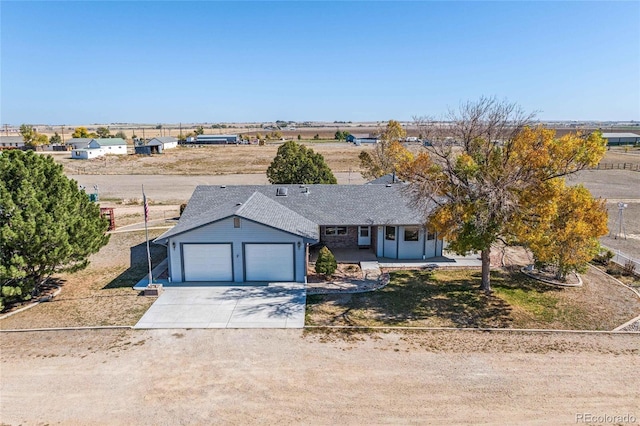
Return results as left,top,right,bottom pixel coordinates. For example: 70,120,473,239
404,227,419,241
385,226,396,241
359,227,369,237
234,217,241,228
427,229,436,240
325,226,347,236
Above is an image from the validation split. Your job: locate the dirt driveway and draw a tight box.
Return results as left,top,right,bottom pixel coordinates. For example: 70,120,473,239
1,329,638,425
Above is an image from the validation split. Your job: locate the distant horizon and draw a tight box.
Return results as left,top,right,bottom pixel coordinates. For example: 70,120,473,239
3,119,640,131
2,2,638,124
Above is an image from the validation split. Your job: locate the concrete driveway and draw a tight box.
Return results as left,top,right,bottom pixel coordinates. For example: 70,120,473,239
134,283,305,329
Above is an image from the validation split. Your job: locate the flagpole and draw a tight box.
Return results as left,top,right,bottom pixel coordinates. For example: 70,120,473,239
143,184,153,285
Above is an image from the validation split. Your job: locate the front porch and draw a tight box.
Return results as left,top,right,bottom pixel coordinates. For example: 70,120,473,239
308,245,482,268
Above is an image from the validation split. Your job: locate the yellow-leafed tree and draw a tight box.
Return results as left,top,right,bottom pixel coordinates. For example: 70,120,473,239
402,97,607,292
514,181,607,281
359,120,411,180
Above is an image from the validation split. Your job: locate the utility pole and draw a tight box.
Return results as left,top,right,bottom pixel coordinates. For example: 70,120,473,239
61,125,65,144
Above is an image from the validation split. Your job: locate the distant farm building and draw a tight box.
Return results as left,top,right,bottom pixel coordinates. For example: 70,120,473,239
602,132,640,146
71,138,127,160
149,136,178,150
0,136,25,150
135,136,178,155
190,134,239,144
346,134,380,145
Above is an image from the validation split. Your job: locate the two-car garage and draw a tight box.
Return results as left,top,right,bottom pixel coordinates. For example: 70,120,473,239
181,242,296,283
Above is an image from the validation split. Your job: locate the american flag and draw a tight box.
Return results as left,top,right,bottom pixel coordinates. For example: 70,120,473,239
143,192,149,223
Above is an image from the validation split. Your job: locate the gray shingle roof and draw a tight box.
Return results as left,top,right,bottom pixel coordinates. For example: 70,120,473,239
155,190,319,243
0,136,24,143
155,184,430,244
67,138,93,148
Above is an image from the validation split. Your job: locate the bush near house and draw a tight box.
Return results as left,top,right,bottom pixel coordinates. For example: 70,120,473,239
315,246,337,277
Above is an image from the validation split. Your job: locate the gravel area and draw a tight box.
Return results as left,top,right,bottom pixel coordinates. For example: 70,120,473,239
1,329,638,425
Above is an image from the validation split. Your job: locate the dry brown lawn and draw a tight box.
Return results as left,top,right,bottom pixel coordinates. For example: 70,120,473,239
0,228,167,330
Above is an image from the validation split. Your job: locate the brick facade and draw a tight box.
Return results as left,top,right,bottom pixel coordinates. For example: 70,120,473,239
320,226,358,249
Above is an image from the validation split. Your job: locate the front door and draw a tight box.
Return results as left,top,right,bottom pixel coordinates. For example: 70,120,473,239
358,226,371,247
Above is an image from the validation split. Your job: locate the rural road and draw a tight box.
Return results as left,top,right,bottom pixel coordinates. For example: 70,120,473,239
1,329,638,425
71,172,366,203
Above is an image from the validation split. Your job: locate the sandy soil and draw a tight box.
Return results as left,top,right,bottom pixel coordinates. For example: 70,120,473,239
1,329,638,425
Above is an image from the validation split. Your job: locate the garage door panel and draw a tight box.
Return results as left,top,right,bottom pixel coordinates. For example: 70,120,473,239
245,244,294,282
183,244,232,281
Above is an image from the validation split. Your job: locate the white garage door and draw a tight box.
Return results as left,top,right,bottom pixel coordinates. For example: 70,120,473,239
244,243,295,282
183,244,233,281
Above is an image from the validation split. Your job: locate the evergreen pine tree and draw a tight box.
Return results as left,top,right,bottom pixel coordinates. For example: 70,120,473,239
0,151,110,309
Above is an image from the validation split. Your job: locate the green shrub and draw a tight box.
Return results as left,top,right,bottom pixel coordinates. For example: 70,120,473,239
593,249,614,266
315,246,337,277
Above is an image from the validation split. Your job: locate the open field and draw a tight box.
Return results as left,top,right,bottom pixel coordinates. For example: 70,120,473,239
1,328,638,425
50,142,369,176
48,142,640,177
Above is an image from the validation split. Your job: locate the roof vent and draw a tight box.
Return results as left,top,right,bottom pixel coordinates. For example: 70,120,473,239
303,187,310,194
236,202,242,206
220,185,226,188
276,187,288,196
386,184,392,187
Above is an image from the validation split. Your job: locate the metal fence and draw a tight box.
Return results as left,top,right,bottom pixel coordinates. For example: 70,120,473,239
601,245,640,276
593,163,640,172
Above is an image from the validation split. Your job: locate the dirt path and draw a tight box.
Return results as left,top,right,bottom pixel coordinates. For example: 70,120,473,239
1,329,638,425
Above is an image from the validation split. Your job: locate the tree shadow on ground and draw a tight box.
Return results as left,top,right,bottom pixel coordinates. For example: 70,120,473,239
309,269,521,328
102,241,166,289
214,286,306,318
492,266,561,293
0,277,67,314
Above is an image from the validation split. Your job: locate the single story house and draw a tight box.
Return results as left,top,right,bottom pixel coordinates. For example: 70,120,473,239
154,184,442,284
0,136,25,149
602,132,640,146
71,138,127,159
346,133,380,145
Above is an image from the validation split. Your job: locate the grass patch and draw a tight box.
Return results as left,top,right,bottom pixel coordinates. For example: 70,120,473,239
306,269,512,328
306,268,637,330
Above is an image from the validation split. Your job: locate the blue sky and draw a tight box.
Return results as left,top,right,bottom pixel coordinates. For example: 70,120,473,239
1,1,639,124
